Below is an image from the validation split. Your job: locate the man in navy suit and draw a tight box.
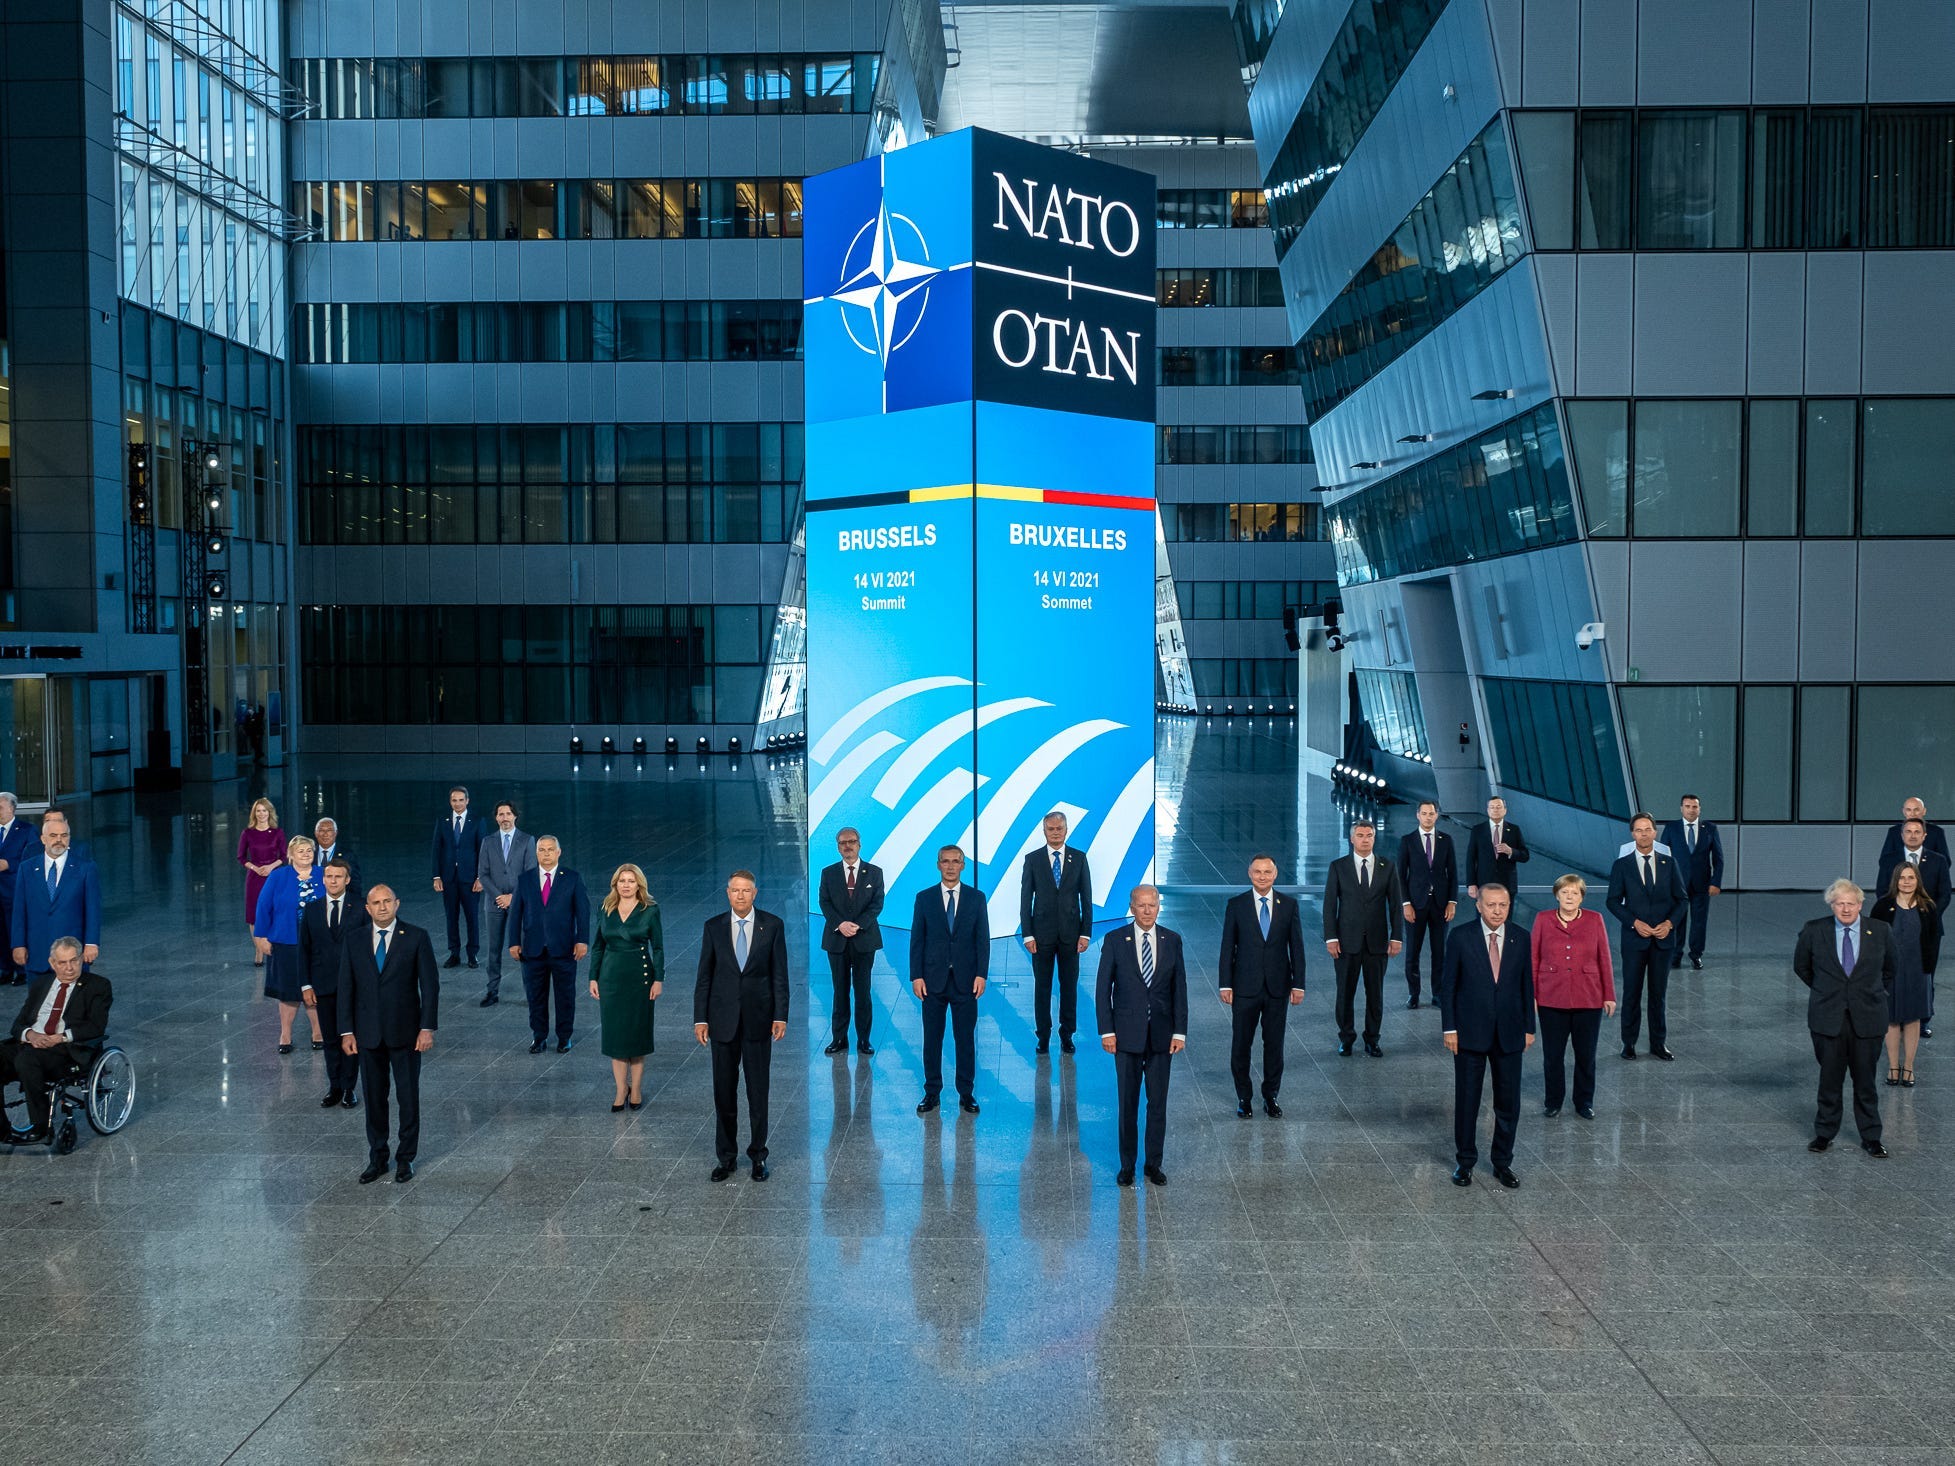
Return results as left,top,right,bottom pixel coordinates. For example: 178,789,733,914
1606,813,1689,1060
1396,800,1458,1008
1097,885,1188,1186
299,858,364,1109
910,845,989,1117
311,816,361,900
1794,879,1896,1158
1876,817,1953,912
817,827,884,1056
0,794,34,985
693,870,791,1182
429,785,485,968
1659,795,1724,971
1438,884,1535,1188
1217,855,1306,1116
9,810,101,976
337,884,439,1184
1019,810,1094,1055
506,836,590,1054
1878,797,1950,871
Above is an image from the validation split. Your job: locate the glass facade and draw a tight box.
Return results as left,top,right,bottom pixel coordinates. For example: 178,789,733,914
1155,267,1285,308
293,301,802,365
293,178,805,242
1481,677,1631,817
1155,188,1269,229
1176,579,1333,620
1158,346,1301,386
1163,504,1321,543
1157,425,1313,465
1187,658,1300,699
1355,668,1429,759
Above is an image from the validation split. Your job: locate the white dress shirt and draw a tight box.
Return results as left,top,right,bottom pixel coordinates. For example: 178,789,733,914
26,978,77,1041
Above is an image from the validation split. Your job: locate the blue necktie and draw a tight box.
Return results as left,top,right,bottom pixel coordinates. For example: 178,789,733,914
735,917,749,967
1259,895,1270,939
375,930,389,966
945,888,956,927
1052,850,1063,883
503,833,511,861
1139,930,1154,988
47,860,59,897
1841,926,1855,974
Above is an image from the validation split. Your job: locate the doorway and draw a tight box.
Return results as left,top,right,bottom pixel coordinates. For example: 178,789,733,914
0,675,82,805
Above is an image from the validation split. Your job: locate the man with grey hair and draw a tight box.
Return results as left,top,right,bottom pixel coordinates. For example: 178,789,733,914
1,937,112,1145
1794,879,1896,1158
312,817,359,898
1096,884,1188,1186
506,835,590,1054
0,793,31,985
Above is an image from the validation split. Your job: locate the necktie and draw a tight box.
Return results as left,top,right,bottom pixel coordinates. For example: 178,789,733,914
1910,851,1921,867
846,865,856,895
453,815,461,837
1358,857,1369,890
1687,824,1697,853
1493,824,1502,850
1259,895,1270,938
1052,850,1063,883
43,982,69,1035
1139,930,1154,988
503,832,511,860
1642,856,1654,889
48,859,60,897
945,887,957,926
1487,930,1501,982
735,916,749,967
1424,832,1433,865
375,929,389,966
1842,927,1856,973
542,871,553,906
330,899,341,932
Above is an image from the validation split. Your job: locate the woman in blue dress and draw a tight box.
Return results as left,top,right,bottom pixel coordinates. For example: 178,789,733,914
1873,862,1940,1088
254,835,325,1054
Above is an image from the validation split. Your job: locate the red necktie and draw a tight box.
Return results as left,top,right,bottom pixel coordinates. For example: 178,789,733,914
846,866,856,895
43,983,70,1035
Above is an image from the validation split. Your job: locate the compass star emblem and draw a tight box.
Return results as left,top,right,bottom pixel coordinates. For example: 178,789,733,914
828,205,943,364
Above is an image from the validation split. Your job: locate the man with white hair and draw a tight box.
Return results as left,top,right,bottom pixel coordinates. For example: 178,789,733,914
1794,880,1896,1159
0,937,112,1145
0,794,31,985
1096,885,1188,1187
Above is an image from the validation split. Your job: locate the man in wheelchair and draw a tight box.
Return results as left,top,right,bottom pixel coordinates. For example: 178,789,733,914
1,937,112,1145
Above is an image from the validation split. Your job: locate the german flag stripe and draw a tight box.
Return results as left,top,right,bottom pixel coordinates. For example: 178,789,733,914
808,483,1156,513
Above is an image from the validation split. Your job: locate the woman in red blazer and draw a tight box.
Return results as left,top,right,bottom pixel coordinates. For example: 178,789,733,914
1531,873,1617,1119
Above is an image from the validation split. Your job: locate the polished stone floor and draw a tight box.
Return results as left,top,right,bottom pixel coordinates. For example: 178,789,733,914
5,723,1953,1465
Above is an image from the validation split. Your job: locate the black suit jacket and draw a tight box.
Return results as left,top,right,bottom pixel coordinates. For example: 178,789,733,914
313,844,362,899
1880,821,1951,870
1020,844,1092,945
1605,850,1689,951
431,812,486,883
298,893,366,996
1437,922,1535,1054
692,909,791,1041
337,921,439,1047
507,866,592,958
909,885,990,997
1322,854,1404,953
1466,820,1530,895
818,860,885,954
1658,820,1724,894
1794,916,1895,1038
1217,889,1307,998
1397,828,1458,913
9,972,112,1048
1875,848,1953,914
1095,923,1188,1053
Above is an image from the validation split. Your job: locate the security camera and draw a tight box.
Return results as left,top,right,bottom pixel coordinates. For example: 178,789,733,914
1575,621,1605,651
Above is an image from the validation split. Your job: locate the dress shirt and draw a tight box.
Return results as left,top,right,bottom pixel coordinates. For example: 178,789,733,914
26,978,76,1041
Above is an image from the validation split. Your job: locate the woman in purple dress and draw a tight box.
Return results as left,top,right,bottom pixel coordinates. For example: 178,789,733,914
237,797,286,965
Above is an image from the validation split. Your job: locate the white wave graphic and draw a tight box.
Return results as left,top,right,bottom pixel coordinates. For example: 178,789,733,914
870,766,989,885
871,696,1050,809
985,799,1087,913
811,675,970,765
1083,759,1158,900
962,719,1125,864
808,728,905,828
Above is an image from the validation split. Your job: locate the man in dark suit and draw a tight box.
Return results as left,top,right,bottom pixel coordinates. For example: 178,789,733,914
1019,810,1093,1055
299,858,363,1109
0,938,112,1145
506,836,590,1055
1322,820,1404,1056
1437,885,1535,1188
429,785,485,968
1466,796,1530,904
1217,854,1306,1116
910,844,989,1116
311,816,360,900
1097,885,1188,1185
0,794,33,985
1606,813,1689,1060
1659,795,1724,971
1878,796,1950,871
336,884,439,1183
1795,879,1897,1158
692,869,790,1181
817,827,883,1056
1876,817,1954,912
1396,800,1458,1008
9,810,101,976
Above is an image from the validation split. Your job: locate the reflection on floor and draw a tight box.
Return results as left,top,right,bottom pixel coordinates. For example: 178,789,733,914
3,723,1947,1465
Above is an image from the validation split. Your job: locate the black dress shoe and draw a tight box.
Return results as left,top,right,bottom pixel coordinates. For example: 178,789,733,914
1863,1140,1891,1159
1060,1037,1076,1054
359,1160,389,1184
1543,1105,1561,1118
1264,1100,1283,1118
1575,1105,1594,1119
1364,1041,1383,1058
1338,1040,1354,1056
443,955,461,969
1407,996,1421,1009
321,1090,342,1108
1450,1165,1472,1187
1807,1136,1832,1152
711,1165,733,1182
823,1039,847,1056
960,1098,981,1115
1144,1166,1166,1186
857,1042,875,1055
478,993,499,1007
751,1161,770,1181
916,1097,940,1114
1036,1037,1050,1054
1650,1046,1675,1061
528,1039,547,1054
1237,1101,1253,1118
1116,1169,1134,1187
394,1161,414,1183
556,1039,574,1054
341,1091,357,1108
1493,1167,1520,1189
1621,1045,1637,1059
1690,957,1703,971
1924,1026,1933,1039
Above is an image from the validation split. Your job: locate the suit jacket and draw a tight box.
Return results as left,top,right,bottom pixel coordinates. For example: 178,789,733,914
1437,921,1535,1054
1605,849,1689,951
1874,848,1953,914
337,921,440,1047
1794,915,1895,1038
431,810,486,884
1466,820,1531,895
9,971,112,1048
9,853,103,969
909,885,990,997
298,892,365,996
692,908,791,1041
1870,896,1943,977
476,828,538,901
0,819,35,902
1095,922,1189,1053
312,843,362,899
1658,820,1724,894
1217,889,1307,998
1880,821,1951,870
1020,844,1092,946
1396,828,1458,913
507,866,591,959
1322,854,1404,953
818,860,885,954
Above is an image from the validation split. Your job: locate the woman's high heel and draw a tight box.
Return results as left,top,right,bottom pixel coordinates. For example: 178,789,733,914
610,1098,627,1113
1902,1070,1916,1087
627,1096,644,1111
1888,1068,1903,1085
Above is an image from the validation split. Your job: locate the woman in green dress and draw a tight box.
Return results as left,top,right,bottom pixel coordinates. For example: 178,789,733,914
588,863,664,1111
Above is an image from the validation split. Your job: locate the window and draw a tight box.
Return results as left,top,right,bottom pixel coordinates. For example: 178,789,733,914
1855,687,1955,824
1797,685,1851,821
1565,399,1627,537
1619,685,1736,819
1862,399,1955,536
1482,678,1630,817
1868,110,1955,248
297,177,807,242
1155,346,1300,386
1156,426,1311,465
1802,399,1856,536
1578,113,1634,249
1631,400,1741,536
1511,111,1575,251
1637,111,1746,249
1154,267,1283,308
1356,670,1429,759
1741,685,1794,821
1744,400,1798,536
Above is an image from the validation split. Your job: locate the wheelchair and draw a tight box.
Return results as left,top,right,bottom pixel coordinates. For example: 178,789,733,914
2,1039,136,1154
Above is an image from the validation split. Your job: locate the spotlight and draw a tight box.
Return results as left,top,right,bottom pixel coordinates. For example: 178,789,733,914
205,576,226,597
206,534,224,555
1350,461,1382,471
728,736,741,755
1395,433,1433,445
1472,387,1515,401
601,736,615,754
633,737,645,755
133,495,148,513
697,737,710,756
665,736,678,755
205,451,220,471
208,494,222,512
569,735,583,754
1204,705,1213,716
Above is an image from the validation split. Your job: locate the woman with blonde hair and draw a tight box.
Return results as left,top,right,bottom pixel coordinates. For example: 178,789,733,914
254,834,326,1053
589,863,665,1111
237,797,286,965
1873,862,1940,1087
1530,873,1616,1118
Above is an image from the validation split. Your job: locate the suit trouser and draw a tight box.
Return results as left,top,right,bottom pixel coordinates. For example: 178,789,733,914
827,948,874,1044
1114,1048,1172,1172
1334,950,1388,1044
1619,945,1673,1048
1030,943,1081,1039
482,902,511,995
921,990,978,1101
312,992,358,1093
359,1043,421,1163
1537,1006,1602,1110
0,893,18,979
1404,904,1448,997
711,1020,772,1165
1812,1012,1882,1143
521,953,577,1042
440,880,479,960
1230,994,1289,1102
1674,891,1712,960
0,1039,81,1131
1454,1045,1523,1171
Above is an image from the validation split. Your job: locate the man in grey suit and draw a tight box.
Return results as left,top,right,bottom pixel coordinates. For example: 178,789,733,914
473,800,536,1007
1323,819,1404,1056
1795,879,1897,1158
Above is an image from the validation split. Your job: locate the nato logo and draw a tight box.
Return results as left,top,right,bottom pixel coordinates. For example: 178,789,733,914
803,137,973,424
